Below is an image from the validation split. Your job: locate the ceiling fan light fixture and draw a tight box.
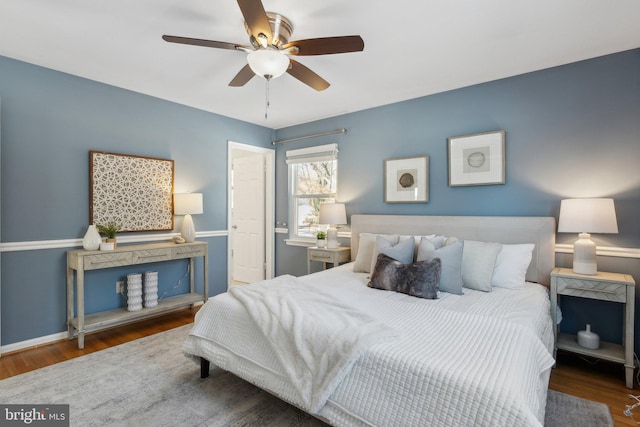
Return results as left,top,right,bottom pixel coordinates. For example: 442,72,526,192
247,48,289,79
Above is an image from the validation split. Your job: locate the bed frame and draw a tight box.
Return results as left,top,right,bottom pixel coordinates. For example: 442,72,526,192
201,214,556,379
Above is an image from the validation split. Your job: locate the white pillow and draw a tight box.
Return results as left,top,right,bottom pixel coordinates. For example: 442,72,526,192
370,235,415,273
491,244,535,289
353,233,398,273
462,240,502,292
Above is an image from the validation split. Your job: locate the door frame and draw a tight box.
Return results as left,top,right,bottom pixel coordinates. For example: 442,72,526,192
227,141,275,288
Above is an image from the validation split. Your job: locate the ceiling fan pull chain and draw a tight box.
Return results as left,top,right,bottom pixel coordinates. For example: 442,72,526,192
264,75,271,119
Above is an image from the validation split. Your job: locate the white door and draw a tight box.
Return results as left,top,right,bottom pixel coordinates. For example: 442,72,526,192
232,153,266,283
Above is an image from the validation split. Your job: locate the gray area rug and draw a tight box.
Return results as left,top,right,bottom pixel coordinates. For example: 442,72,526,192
0,325,613,427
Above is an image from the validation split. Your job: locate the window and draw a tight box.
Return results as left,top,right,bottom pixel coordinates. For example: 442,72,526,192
287,144,338,242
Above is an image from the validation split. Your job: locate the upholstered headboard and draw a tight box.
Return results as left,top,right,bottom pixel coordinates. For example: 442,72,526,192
350,215,556,285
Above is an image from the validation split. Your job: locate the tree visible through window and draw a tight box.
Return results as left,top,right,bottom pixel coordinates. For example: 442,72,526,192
292,160,337,239
286,143,339,241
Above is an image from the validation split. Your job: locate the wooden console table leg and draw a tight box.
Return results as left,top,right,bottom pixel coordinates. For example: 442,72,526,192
625,285,636,388
77,268,85,350
203,252,209,302
189,258,195,308
66,264,75,339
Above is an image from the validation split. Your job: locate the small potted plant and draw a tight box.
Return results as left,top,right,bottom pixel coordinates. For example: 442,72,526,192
97,222,121,250
316,230,327,248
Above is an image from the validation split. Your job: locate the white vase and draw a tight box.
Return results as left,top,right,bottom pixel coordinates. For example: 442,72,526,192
317,238,327,248
577,324,600,349
143,271,159,308
126,273,143,312
82,225,102,250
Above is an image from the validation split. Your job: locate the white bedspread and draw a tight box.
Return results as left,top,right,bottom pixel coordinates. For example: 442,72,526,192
228,274,399,412
184,264,555,427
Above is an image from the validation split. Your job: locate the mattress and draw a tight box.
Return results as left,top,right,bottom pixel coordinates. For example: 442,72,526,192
184,263,554,427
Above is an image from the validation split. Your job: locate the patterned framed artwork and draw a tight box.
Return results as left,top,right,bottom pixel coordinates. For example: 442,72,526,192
90,151,174,232
448,130,505,187
384,156,429,203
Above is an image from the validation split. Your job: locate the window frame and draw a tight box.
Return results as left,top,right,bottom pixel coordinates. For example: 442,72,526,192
286,144,338,245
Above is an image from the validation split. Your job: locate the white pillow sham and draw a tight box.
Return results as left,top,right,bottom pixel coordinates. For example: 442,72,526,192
461,240,502,292
491,244,535,289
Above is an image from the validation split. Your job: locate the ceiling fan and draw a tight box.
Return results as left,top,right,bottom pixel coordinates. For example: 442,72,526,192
162,0,364,92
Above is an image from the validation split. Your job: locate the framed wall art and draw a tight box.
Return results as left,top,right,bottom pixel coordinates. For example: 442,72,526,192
448,130,505,187
384,156,429,203
90,151,174,232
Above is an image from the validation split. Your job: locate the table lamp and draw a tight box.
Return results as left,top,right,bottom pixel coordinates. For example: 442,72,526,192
174,193,203,243
558,198,618,275
319,203,347,249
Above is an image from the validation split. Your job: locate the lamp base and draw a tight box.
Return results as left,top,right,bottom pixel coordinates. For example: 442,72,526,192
181,214,196,243
327,226,338,249
572,233,597,275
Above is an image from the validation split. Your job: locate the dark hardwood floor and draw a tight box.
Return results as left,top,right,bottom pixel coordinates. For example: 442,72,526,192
1,307,638,426
0,308,197,380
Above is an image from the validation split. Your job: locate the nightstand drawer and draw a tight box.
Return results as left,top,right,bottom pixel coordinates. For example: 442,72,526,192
555,276,627,302
308,248,351,263
308,250,335,262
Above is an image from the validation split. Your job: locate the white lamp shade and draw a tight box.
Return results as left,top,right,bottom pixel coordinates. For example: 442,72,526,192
174,193,203,215
319,203,347,225
558,198,618,234
247,49,290,79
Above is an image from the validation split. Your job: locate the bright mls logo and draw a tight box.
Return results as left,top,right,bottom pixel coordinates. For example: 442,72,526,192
1,405,69,426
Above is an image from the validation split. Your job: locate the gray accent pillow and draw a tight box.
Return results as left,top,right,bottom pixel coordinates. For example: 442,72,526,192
417,239,464,295
461,240,503,292
369,235,415,274
368,254,441,299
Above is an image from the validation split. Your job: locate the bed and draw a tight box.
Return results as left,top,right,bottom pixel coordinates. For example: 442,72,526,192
184,215,556,426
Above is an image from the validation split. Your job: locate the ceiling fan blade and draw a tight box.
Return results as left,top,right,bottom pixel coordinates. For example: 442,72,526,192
229,64,255,87
237,0,272,44
287,59,330,91
283,36,364,56
162,35,249,51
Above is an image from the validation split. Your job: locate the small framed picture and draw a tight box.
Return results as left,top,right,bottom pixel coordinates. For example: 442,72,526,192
384,156,429,203
448,130,505,187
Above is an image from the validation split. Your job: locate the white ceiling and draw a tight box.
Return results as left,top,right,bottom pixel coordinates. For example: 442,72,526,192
1,1,639,129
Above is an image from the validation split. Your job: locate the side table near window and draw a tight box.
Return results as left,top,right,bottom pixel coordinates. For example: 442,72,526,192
550,267,636,388
307,246,351,274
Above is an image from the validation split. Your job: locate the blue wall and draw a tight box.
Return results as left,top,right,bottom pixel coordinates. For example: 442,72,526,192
274,49,640,351
0,56,273,346
2,48,639,354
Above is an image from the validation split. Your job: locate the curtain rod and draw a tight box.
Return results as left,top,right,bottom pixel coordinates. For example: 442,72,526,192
272,128,347,145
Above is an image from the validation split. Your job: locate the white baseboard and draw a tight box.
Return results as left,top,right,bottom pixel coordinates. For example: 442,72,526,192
1,331,68,355
0,301,205,356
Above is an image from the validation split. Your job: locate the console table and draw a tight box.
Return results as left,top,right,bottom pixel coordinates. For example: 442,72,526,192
67,241,208,349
